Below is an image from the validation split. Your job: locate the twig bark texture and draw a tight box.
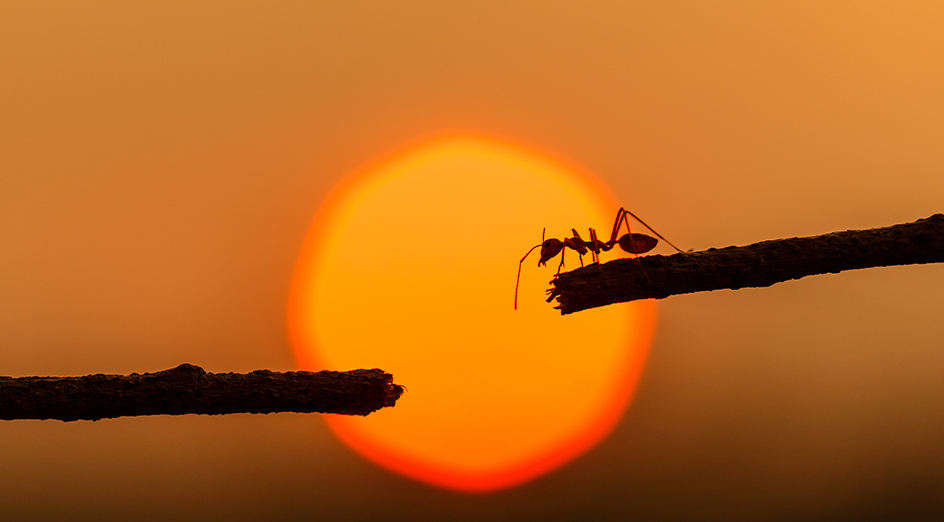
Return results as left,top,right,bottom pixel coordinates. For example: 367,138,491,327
549,214,944,315
0,364,405,421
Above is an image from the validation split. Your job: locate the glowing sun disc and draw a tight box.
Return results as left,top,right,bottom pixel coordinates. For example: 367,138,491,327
288,135,656,492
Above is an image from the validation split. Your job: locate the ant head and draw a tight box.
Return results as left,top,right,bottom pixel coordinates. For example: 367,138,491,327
618,233,658,255
537,238,564,266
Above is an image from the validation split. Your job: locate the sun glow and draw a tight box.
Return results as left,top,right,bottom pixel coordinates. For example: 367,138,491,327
288,136,656,492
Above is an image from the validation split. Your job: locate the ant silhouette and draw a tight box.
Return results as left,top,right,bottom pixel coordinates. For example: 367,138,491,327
514,208,685,309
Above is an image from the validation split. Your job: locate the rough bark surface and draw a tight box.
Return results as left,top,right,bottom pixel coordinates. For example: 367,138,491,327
548,214,944,315
0,364,405,421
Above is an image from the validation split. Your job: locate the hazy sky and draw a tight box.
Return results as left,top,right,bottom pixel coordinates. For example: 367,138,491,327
2,1,943,519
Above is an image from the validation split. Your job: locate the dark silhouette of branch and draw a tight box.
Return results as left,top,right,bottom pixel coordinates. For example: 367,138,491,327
0,364,405,421
548,214,944,315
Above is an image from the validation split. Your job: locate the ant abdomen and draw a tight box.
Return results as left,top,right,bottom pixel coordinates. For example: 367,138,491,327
618,233,658,255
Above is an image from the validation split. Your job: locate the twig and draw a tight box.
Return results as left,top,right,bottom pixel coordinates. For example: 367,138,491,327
548,214,944,315
0,364,405,421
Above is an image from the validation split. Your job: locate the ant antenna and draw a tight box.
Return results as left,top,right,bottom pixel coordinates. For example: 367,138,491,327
514,228,547,310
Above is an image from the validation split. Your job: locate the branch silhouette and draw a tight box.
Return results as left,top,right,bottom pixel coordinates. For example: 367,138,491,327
0,364,404,421
548,214,944,315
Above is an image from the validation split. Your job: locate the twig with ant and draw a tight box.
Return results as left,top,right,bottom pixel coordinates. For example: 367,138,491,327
548,213,944,315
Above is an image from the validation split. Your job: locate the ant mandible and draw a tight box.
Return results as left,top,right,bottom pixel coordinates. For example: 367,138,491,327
514,207,685,309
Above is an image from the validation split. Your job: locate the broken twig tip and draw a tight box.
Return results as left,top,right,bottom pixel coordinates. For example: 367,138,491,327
0,364,405,421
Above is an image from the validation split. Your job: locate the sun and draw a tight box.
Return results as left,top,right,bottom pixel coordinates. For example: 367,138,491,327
288,135,656,492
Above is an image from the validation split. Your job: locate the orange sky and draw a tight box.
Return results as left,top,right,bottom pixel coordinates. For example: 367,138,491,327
2,1,944,519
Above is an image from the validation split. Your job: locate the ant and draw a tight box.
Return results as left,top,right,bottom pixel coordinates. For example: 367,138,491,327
514,208,685,309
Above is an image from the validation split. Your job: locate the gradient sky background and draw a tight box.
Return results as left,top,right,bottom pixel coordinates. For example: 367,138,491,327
2,1,944,520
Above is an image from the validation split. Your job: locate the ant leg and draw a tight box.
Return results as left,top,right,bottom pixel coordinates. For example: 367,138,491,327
616,211,639,257
565,233,590,269
607,208,624,244
589,228,608,276
622,211,656,282
620,208,686,253
556,247,566,274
